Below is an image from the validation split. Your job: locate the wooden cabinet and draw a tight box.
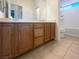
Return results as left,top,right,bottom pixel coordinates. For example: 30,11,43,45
0,23,55,59
34,24,44,47
34,24,43,28
34,37,44,47
0,24,2,58
18,24,33,55
0,23,15,59
51,23,55,39
11,24,19,57
44,24,51,42
0,23,34,59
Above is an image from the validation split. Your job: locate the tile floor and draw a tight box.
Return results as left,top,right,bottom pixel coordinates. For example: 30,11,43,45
18,36,79,59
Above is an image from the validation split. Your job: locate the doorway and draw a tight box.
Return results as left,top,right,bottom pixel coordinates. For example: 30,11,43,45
60,0,79,39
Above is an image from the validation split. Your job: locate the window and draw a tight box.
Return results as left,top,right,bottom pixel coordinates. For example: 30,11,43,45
11,4,22,20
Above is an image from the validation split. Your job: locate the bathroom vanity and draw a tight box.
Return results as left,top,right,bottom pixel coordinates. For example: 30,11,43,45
0,0,57,58
0,20,56,59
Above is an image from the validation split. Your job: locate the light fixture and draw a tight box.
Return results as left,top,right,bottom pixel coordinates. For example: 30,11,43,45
61,2,79,10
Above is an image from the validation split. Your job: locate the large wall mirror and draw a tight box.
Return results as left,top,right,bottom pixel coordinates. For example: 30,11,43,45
9,0,47,20
0,0,47,20
9,0,36,20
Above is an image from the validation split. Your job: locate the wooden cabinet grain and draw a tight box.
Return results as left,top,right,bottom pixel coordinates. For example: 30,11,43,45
51,24,55,39
0,23,15,59
11,24,19,57
34,24,44,47
44,24,51,42
0,23,34,59
34,37,44,47
18,24,33,54
0,24,2,58
0,23,55,59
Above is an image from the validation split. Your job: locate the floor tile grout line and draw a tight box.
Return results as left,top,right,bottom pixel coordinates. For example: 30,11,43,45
61,40,74,59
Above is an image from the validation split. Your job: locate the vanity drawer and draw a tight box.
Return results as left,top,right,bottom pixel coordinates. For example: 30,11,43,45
34,29,44,37
34,24,44,28
34,37,44,47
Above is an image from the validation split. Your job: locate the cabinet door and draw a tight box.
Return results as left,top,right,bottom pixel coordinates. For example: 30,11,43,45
11,24,19,57
51,24,55,40
34,37,44,47
18,24,33,54
34,24,44,47
44,24,51,42
0,24,2,58
0,23,14,59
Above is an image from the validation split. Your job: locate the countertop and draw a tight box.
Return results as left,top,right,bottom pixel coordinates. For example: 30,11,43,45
0,18,56,23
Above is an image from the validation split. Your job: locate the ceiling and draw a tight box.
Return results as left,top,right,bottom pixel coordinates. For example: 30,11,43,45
60,0,79,6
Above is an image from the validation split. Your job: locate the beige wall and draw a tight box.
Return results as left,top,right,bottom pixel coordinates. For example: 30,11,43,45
47,0,59,40
35,0,59,22
34,0,47,20
47,0,58,22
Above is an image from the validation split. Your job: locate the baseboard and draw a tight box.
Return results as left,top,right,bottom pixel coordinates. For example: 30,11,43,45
65,33,79,38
